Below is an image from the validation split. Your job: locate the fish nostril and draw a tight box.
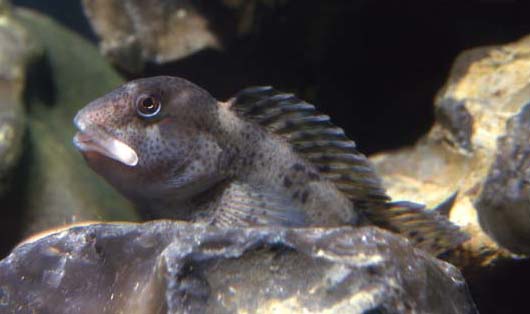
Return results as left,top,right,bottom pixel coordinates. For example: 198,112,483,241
73,110,88,132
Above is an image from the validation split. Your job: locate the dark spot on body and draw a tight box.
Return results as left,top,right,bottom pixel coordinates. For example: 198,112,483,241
408,231,419,238
340,174,352,181
283,176,293,187
293,190,300,199
292,163,305,172
308,171,320,180
431,244,442,253
318,165,331,172
366,265,379,276
301,190,309,203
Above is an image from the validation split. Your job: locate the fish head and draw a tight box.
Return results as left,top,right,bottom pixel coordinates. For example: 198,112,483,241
73,76,224,207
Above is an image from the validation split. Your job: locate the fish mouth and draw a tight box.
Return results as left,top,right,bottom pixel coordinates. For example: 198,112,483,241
73,114,138,167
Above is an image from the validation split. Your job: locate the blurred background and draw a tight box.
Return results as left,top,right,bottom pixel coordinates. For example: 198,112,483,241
3,1,530,313
14,0,530,154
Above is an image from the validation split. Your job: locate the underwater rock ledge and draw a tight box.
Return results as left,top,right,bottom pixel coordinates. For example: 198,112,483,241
371,34,530,265
0,221,477,314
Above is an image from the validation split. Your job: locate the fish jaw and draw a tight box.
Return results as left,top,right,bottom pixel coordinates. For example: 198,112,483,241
73,112,139,167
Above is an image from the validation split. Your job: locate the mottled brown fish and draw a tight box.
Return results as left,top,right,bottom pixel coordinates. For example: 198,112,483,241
73,76,466,255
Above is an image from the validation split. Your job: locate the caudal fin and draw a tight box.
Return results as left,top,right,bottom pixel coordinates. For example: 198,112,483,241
364,200,468,255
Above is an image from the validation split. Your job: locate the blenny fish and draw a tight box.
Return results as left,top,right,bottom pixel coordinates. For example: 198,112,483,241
73,76,466,255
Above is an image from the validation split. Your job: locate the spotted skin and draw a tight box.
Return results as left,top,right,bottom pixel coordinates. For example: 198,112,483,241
73,76,471,257
74,76,355,226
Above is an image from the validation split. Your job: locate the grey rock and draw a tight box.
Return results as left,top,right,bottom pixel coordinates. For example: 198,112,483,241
0,222,477,314
475,103,530,255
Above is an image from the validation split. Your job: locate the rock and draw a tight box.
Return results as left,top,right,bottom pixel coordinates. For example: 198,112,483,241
82,0,222,73
0,221,477,314
370,34,530,264
475,103,530,255
0,7,138,252
0,0,39,195
80,0,296,73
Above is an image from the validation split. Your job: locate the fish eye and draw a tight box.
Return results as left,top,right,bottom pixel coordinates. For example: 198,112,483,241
136,94,161,118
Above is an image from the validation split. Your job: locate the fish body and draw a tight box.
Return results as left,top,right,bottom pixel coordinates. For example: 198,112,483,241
74,76,466,254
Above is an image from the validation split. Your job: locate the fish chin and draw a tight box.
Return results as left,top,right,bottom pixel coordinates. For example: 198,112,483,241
73,130,139,167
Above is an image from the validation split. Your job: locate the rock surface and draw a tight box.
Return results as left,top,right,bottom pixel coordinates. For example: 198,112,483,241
82,0,223,73
0,221,477,314
371,34,530,263
475,103,530,255
81,0,295,73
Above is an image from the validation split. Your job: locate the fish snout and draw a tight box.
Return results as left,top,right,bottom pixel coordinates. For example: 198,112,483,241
73,107,91,152
72,105,139,167
73,108,88,133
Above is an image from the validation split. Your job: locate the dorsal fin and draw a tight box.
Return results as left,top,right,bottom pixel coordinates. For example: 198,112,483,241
229,87,469,255
230,86,390,206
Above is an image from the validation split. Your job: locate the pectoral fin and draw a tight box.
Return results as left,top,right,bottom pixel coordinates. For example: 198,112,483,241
209,181,307,228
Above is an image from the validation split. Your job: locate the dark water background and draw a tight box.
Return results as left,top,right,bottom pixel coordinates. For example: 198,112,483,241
14,0,530,156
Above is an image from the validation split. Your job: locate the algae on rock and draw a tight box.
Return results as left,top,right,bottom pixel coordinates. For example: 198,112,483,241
0,8,139,248
0,0,39,196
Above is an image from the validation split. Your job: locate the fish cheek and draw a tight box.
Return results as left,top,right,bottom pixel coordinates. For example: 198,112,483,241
162,135,225,199
159,122,197,161
134,124,197,179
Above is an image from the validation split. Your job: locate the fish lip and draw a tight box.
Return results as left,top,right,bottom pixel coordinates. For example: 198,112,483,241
73,113,139,167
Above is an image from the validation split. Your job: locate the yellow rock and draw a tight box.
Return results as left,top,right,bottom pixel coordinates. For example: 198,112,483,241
371,35,530,267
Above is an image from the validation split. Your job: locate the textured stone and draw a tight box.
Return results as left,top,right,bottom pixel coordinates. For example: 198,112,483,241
0,221,477,314
81,0,294,73
371,34,530,264
82,0,222,72
475,103,530,255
